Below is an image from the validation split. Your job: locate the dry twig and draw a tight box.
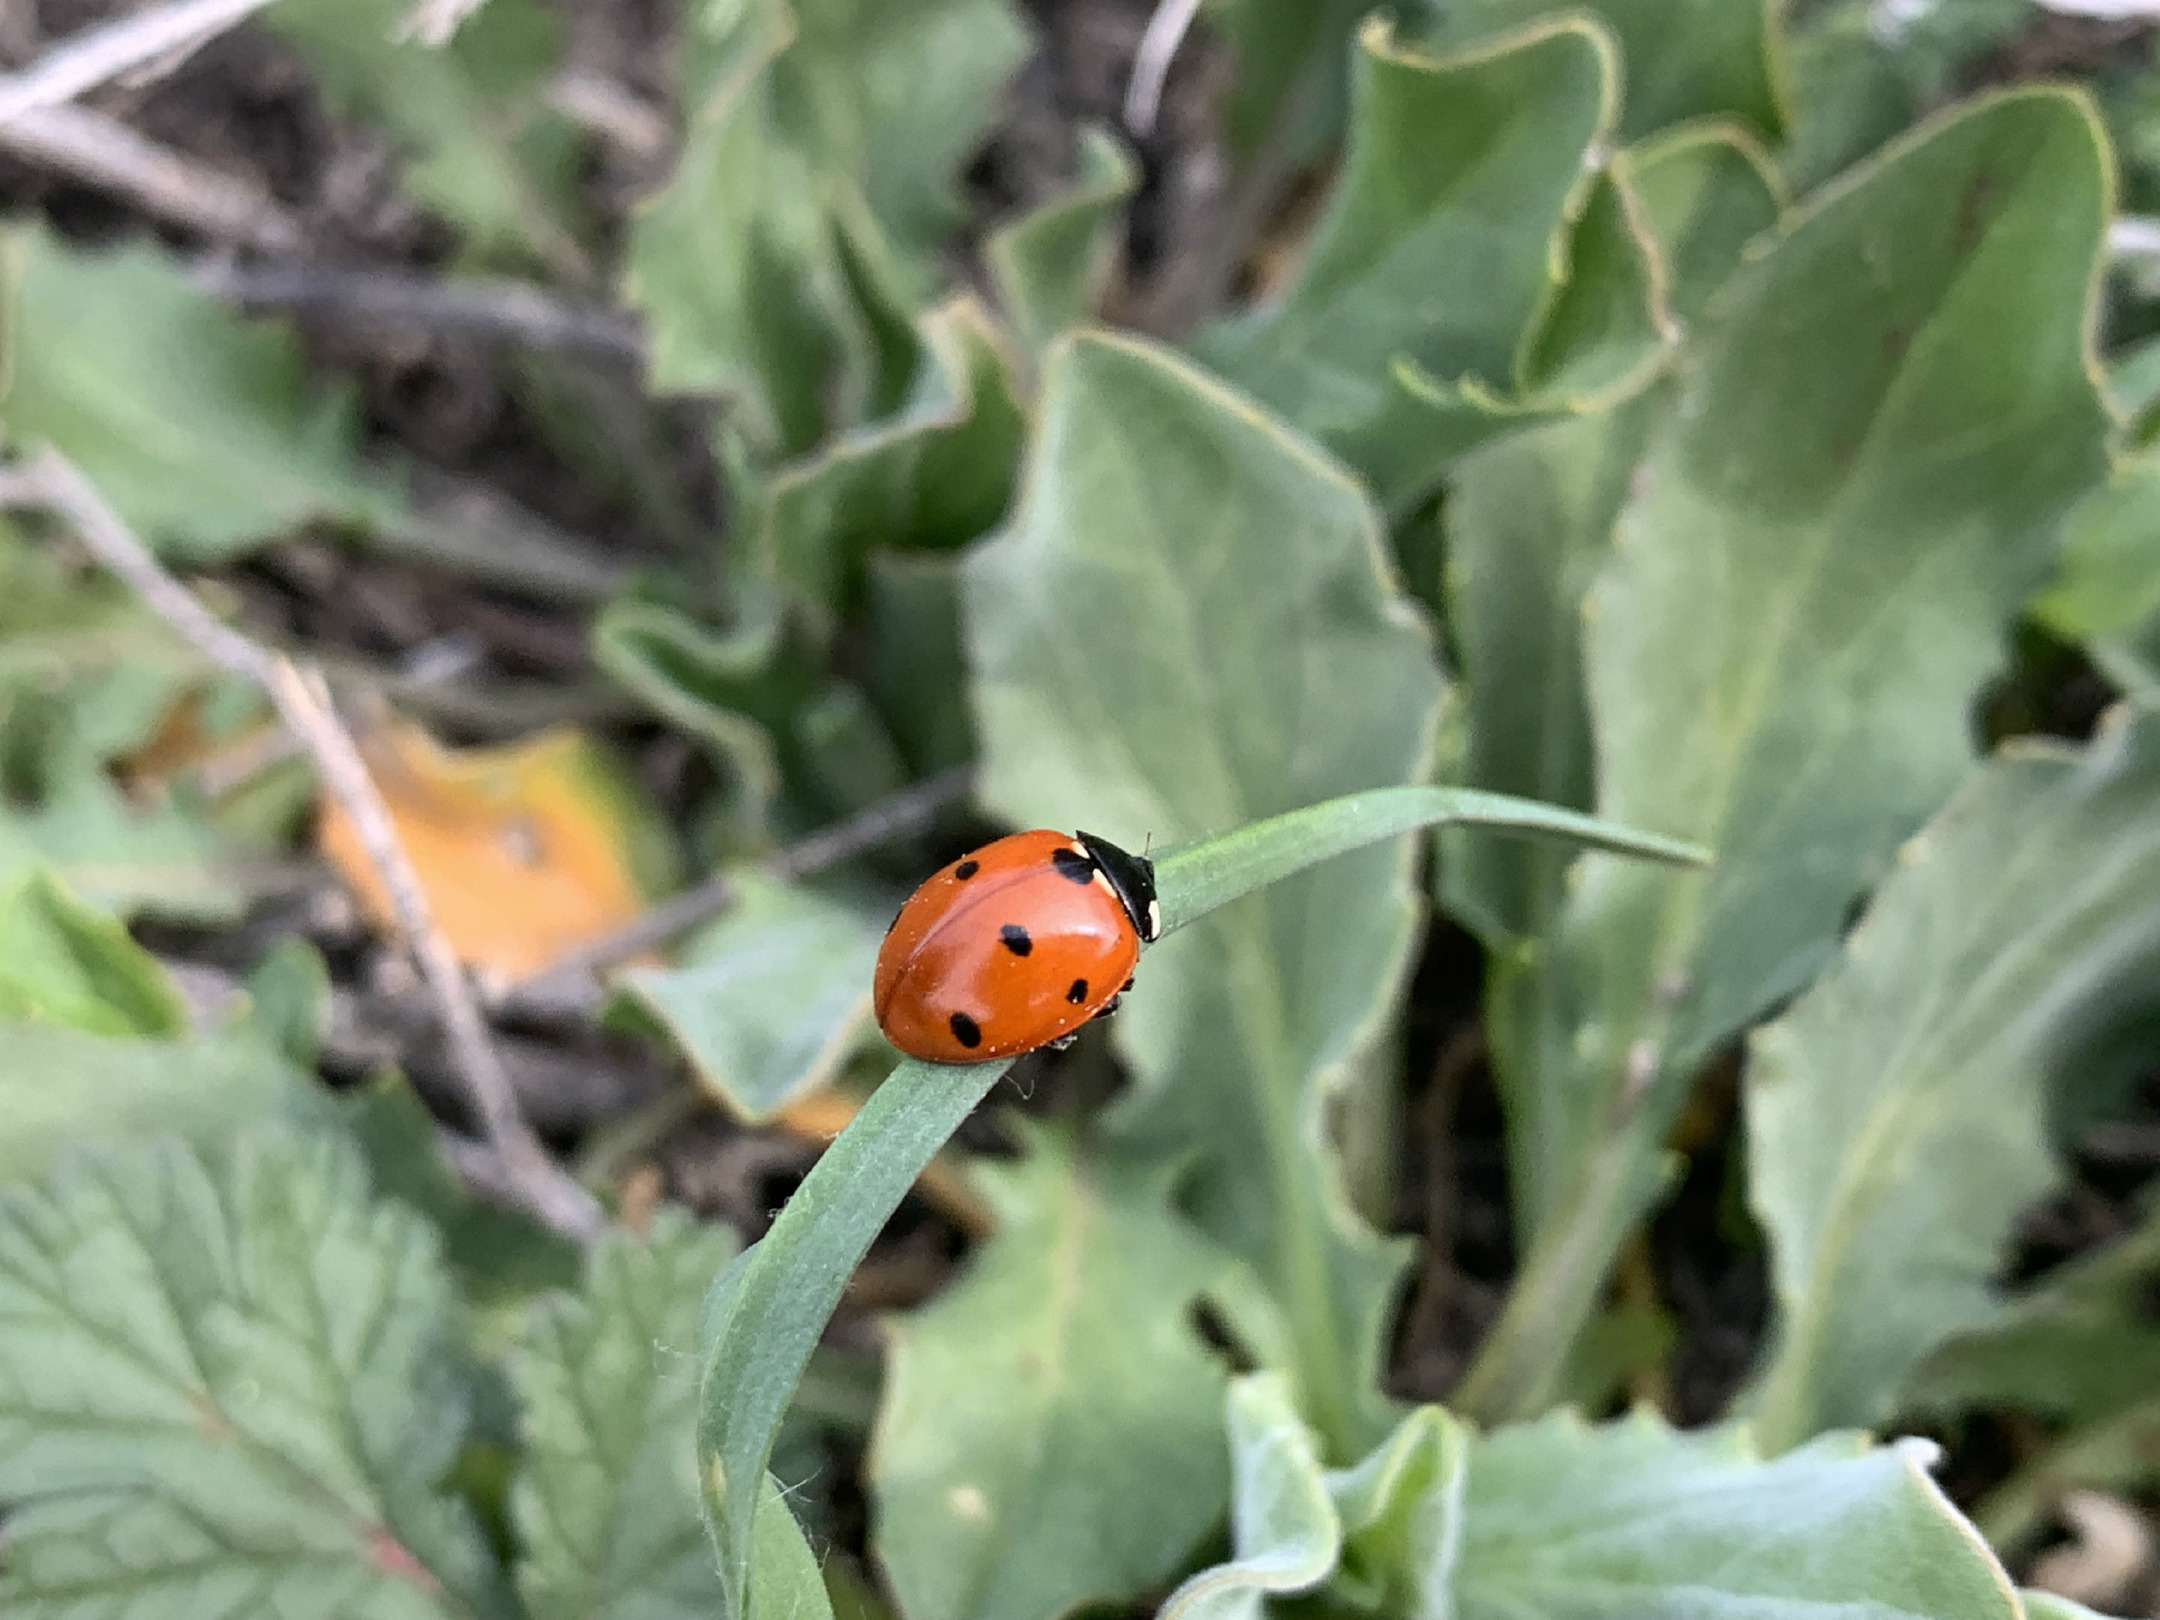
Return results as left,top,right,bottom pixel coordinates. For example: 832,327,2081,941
0,0,281,124
0,447,604,1241
504,765,978,1019
193,261,650,367
1124,0,1203,137
0,101,298,250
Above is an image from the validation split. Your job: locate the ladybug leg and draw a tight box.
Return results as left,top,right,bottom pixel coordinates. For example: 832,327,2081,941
1046,1031,1080,1053
1089,992,1125,1023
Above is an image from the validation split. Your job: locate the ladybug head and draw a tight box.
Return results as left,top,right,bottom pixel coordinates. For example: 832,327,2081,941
1076,830,1161,944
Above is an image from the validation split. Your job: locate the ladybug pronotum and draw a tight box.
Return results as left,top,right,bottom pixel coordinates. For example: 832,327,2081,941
873,829,1160,1064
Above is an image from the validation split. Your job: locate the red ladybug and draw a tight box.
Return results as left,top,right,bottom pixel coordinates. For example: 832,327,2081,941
874,829,1160,1064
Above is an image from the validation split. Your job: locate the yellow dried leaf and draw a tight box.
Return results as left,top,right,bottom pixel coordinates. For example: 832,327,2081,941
320,717,662,979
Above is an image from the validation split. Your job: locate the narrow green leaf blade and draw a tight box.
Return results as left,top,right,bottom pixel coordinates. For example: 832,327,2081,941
1748,704,2160,1448
872,1131,1247,1620
0,1131,512,1620
698,1055,1013,1620
512,1210,740,1620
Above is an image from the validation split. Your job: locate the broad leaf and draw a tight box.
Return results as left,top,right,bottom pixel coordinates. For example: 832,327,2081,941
872,1131,1248,1620
265,0,590,277
1439,125,1778,947
0,229,403,562
1458,89,2111,1421
1748,704,2160,1447
0,1130,512,1619
751,297,1027,635
1433,0,1785,140
512,1210,739,1620
624,0,1029,454
1456,1413,2023,1620
2032,450,2160,694
1157,1374,1340,1620
620,871,888,1120
966,331,1444,1454
984,128,1138,363
1196,17,1667,510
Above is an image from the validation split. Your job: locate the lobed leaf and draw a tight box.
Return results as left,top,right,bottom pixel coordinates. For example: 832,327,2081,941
984,129,1138,365
0,1130,511,1620
511,1210,739,1620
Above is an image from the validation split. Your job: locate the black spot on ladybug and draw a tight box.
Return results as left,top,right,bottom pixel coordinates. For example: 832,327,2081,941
1051,846,1095,885
1000,924,1033,957
954,859,979,880
949,1012,982,1049
1066,978,1089,1004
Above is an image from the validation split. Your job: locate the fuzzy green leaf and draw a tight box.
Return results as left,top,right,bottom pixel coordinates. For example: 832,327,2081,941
984,128,1138,363
512,1210,740,1620
1157,1374,1340,1620
1196,17,1667,510
0,1130,511,1620
966,330,1442,1455
750,297,1028,635
1746,706,2160,1447
1456,1413,2022,1620
1433,0,1785,140
620,871,888,1120
872,1131,1249,1620
264,0,590,277
624,0,1029,454
2031,450,2160,694
1459,89,2112,1422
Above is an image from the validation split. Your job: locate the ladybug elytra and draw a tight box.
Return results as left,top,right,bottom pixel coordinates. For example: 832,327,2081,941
873,829,1160,1064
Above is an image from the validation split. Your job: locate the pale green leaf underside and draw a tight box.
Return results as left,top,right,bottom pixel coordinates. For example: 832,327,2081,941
872,1132,1244,1620
622,871,888,1121
1748,703,2160,1448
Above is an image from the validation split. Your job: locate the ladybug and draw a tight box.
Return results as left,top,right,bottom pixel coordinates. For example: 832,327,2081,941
874,829,1160,1064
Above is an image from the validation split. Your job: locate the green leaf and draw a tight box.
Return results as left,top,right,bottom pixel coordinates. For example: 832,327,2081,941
511,1209,739,1620
984,127,1138,363
872,1130,1248,1620
1747,704,2160,1448
1210,0,1371,163
1324,1404,1467,1617
624,0,1029,453
1437,123,1779,945
966,327,1439,1455
263,0,590,277
1196,17,1667,510
1457,88,2112,1423
1157,1374,1340,1620
0,228,405,564
619,870,888,1120
2032,451,2160,693
1431,0,1785,141
751,297,1028,634
342,1074,582,1316
1456,1412,2022,1620
0,1130,513,1620
1912,1194,2160,1430
0,1006,316,1191
0,869,186,1037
